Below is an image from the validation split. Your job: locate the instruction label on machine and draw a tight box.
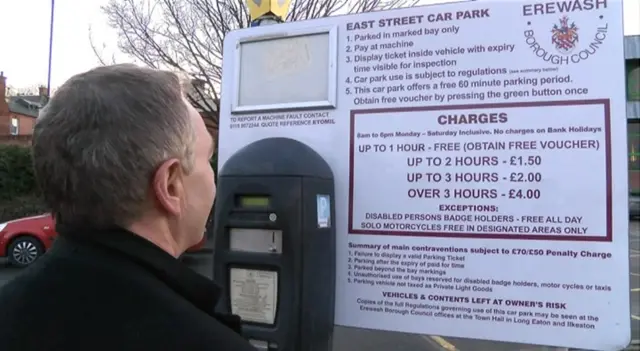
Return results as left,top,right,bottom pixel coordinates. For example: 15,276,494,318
218,0,630,349
229,268,279,325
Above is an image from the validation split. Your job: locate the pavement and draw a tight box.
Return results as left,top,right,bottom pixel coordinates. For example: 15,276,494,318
0,220,638,351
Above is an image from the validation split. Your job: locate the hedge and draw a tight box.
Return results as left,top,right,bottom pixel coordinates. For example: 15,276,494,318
0,194,48,223
0,145,37,200
0,145,46,222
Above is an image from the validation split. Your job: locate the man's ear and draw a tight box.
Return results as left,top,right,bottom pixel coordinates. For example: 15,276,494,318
152,158,184,216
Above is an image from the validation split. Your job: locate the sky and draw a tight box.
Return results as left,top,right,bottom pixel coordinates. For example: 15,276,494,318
0,0,638,89
0,0,117,89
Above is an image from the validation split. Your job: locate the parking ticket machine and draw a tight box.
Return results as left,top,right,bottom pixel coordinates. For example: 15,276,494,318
213,137,336,351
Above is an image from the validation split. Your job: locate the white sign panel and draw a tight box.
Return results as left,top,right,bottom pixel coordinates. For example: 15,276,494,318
219,0,630,350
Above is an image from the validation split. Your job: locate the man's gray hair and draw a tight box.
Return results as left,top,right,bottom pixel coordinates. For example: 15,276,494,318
33,64,195,229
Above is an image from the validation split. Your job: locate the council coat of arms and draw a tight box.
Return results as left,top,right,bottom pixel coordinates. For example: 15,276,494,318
551,16,579,54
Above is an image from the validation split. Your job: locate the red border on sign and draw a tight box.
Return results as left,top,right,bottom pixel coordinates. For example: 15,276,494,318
348,99,612,242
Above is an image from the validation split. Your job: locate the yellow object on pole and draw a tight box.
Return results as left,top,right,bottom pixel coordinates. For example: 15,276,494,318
246,0,291,23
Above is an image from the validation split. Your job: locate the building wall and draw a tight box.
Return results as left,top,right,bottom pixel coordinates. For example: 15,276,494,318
0,72,37,145
0,113,36,137
0,73,9,137
0,135,32,147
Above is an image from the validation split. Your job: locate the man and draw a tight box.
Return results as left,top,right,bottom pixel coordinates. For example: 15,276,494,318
0,64,256,351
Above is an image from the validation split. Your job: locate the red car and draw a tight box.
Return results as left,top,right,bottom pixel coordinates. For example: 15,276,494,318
0,214,207,268
0,214,56,268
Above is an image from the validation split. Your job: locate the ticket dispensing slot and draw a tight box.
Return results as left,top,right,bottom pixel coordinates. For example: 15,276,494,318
249,339,277,350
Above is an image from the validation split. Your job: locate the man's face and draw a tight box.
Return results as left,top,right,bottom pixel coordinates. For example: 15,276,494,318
181,99,216,249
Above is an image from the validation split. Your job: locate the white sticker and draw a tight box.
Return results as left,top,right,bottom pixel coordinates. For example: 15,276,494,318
229,268,278,325
316,194,331,228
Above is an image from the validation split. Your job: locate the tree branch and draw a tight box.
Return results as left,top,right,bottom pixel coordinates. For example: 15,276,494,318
94,0,413,132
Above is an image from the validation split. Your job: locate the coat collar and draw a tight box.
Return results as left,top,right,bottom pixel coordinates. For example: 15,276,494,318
55,224,241,333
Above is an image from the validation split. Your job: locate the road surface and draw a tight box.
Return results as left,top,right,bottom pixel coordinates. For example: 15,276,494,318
0,221,638,351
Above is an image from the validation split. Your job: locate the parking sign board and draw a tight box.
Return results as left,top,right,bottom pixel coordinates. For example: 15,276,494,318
218,1,630,349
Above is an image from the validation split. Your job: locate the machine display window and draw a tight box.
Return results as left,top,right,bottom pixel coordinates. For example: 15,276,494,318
236,195,271,208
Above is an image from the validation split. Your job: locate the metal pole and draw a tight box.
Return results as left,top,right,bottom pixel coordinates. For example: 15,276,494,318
46,0,55,97
250,14,283,27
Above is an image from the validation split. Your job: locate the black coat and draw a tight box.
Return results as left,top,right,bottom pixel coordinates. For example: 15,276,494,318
0,226,257,351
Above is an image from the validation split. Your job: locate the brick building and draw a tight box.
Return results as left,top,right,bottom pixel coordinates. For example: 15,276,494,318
0,72,47,146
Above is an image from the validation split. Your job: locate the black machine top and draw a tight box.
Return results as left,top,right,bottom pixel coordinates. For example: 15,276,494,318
219,137,334,179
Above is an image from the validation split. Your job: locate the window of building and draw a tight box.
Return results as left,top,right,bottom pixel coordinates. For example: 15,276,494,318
627,59,640,101
630,121,640,193
9,117,19,135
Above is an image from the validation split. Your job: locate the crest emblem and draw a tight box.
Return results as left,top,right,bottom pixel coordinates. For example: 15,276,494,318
551,16,579,54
